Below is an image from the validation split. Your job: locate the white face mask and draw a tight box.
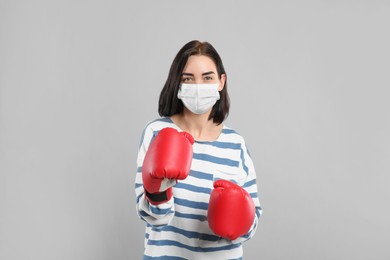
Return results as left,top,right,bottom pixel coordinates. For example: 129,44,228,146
177,83,220,115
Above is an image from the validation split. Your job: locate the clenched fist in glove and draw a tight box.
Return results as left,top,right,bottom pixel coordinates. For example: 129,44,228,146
207,179,255,240
142,127,194,205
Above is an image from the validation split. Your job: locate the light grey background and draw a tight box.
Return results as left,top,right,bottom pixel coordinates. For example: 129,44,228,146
1,1,389,259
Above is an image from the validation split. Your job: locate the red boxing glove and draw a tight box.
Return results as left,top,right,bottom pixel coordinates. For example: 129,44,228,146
142,127,194,205
207,180,255,240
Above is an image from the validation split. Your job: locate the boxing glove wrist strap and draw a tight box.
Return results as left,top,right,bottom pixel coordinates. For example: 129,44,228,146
144,189,170,204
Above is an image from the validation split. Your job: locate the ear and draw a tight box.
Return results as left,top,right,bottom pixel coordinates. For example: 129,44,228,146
218,74,226,91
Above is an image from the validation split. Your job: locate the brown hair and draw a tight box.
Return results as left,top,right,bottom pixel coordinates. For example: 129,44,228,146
158,40,230,125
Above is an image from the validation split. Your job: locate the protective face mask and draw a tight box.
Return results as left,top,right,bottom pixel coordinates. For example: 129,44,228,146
177,83,220,115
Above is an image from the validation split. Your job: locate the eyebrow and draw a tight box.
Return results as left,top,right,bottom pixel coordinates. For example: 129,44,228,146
181,71,216,77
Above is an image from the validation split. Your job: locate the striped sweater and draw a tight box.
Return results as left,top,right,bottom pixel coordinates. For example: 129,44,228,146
135,117,262,260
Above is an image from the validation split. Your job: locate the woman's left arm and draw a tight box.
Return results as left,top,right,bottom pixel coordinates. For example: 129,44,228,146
234,140,263,243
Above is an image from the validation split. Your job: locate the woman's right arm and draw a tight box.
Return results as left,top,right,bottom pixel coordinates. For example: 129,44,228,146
134,124,175,227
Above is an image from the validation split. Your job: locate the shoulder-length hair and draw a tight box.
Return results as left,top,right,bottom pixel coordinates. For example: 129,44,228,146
158,40,230,125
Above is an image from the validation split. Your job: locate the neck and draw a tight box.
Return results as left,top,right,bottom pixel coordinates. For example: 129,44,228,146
182,111,212,133
172,109,220,141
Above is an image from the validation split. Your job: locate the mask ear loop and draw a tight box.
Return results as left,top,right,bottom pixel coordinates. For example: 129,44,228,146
215,83,221,101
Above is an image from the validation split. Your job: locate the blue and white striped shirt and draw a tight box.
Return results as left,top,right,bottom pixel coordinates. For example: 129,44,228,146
135,117,262,260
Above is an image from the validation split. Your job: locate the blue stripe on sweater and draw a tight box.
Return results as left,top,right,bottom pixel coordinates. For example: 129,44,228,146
174,211,207,222
243,179,256,188
136,193,143,204
147,239,241,252
193,153,239,167
175,183,211,194
151,226,220,241
150,206,173,215
256,208,262,218
222,128,237,134
199,141,241,150
189,170,213,180
139,210,149,218
157,117,172,123
240,148,249,176
175,198,208,210
144,255,187,260
212,141,241,150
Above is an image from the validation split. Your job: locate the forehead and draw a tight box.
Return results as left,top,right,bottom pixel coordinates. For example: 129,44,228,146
183,55,217,73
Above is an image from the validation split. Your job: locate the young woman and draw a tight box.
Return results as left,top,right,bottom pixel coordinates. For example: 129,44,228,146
135,40,262,259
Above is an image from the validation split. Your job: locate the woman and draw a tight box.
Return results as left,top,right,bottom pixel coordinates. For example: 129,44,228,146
135,40,262,259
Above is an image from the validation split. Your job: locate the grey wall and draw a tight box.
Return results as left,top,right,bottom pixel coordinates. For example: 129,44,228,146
1,1,389,259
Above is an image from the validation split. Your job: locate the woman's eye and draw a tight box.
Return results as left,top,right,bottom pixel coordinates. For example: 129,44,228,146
204,76,213,81
182,78,193,82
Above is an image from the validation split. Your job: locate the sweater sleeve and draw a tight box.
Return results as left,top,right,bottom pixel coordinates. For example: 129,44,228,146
233,140,263,243
134,123,175,227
